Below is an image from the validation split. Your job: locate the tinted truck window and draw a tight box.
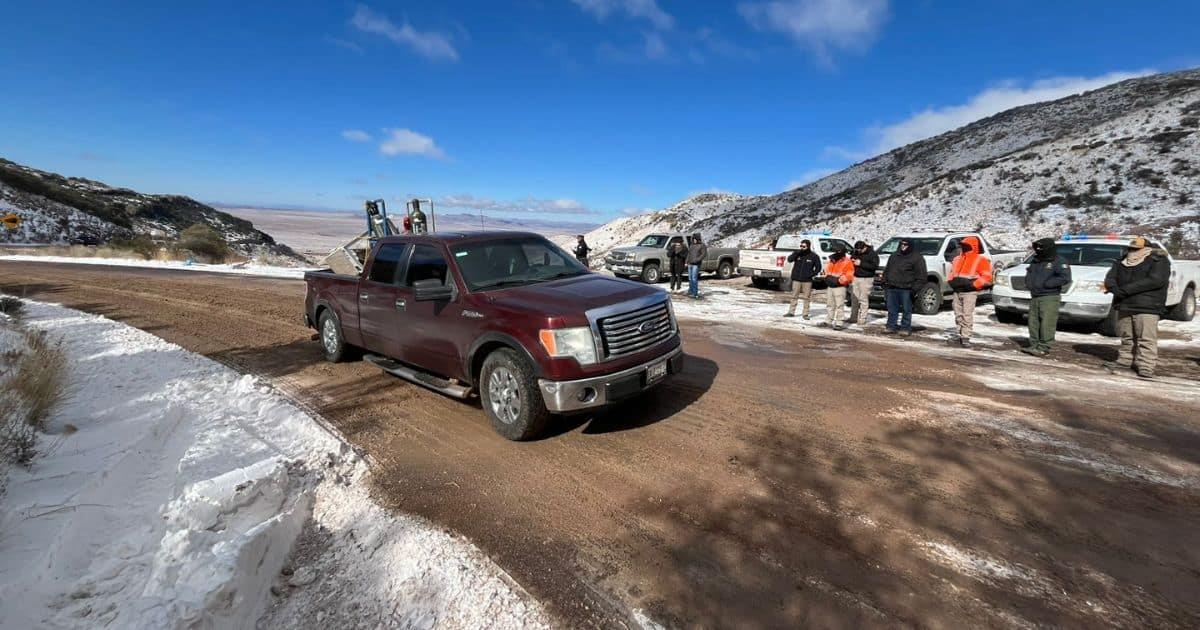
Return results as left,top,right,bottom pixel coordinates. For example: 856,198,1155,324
406,244,449,286
368,244,409,284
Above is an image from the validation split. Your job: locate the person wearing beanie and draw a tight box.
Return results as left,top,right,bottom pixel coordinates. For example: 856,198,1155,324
1022,238,1072,356
821,244,855,330
882,238,927,336
946,236,993,347
848,240,879,328
1103,237,1171,378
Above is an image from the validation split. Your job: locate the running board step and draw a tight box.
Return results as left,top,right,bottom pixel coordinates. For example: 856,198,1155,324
364,354,472,399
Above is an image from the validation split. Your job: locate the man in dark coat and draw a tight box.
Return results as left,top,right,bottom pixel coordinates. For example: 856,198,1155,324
882,238,927,336
668,240,688,292
573,235,591,268
1021,238,1072,356
784,239,821,319
686,233,708,299
1103,237,1171,378
849,240,880,328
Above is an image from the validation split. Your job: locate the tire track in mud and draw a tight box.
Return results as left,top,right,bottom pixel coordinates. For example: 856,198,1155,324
3,261,1200,629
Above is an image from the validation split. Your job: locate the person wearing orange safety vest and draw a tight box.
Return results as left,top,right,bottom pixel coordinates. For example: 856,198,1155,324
946,235,993,347
822,244,856,330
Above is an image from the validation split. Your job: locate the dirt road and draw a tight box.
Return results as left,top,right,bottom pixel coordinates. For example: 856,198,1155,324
3,260,1199,629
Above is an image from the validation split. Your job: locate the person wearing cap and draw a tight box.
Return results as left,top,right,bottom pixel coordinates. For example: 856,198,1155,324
784,239,821,319
821,245,855,330
848,240,879,329
1021,238,1072,356
946,236,993,347
1103,237,1171,378
882,238,927,336
573,235,591,268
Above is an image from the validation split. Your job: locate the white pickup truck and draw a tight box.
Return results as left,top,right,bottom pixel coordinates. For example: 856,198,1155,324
871,232,1026,315
737,233,855,291
993,236,1198,335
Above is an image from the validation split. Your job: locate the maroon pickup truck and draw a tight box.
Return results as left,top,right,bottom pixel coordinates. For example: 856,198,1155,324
304,231,684,440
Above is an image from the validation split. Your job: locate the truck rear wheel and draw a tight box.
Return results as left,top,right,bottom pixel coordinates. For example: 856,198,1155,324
914,282,943,315
995,309,1023,325
716,260,734,280
480,348,551,441
318,310,357,363
1167,286,1196,321
641,263,661,284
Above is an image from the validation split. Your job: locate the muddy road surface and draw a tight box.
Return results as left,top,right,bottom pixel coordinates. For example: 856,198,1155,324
3,260,1200,629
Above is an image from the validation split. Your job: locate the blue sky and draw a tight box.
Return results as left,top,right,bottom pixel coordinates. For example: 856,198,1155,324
2,1,1197,222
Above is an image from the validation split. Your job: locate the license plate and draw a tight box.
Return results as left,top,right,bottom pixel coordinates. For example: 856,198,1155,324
646,360,668,384
753,269,762,276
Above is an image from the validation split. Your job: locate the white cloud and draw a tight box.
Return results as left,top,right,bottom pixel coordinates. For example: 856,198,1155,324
644,32,668,59
437,194,596,215
618,207,657,216
341,129,372,142
785,168,837,190
571,0,674,30
863,70,1154,155
379,128,447,160
350,5,459,61
738,0,888,66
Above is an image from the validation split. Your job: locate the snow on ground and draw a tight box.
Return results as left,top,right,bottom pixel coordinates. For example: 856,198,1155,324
0,254,314,280
0,298,548,629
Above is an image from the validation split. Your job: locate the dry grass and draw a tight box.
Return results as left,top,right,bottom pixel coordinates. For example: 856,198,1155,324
1,305,71,466
0,244,253,265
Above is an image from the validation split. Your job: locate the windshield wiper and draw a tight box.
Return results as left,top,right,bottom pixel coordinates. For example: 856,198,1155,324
473,278,539,290
541,271,585,281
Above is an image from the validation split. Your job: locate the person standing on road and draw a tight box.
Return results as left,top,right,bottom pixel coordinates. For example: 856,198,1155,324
822,245,855,330
946,236,993,347
849,240,880,329
882,238,927,337
686,233,708,299
573,235,591,268
784,239,821,319
1022,238,1072,357
1103,237,1171,379
668,240,688,293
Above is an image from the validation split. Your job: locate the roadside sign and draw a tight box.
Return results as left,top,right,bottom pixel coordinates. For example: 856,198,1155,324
1,213,20,231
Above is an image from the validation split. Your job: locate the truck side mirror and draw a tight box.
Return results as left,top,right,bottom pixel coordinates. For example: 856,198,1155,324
413,278,454,301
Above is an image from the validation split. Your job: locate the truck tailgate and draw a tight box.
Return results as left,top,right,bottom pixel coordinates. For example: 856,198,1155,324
739,250,787,270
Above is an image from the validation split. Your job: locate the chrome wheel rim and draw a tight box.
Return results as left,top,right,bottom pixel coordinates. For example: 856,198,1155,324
321,317,338,354
920,290,939,313
488,367,521,425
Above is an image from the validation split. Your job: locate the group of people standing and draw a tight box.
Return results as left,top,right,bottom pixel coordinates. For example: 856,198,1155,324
667,234,708,299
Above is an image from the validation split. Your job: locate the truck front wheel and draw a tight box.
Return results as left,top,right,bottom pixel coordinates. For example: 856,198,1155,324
641,263,661,284
480,348,551,441
914,282,943,315
716,260,734,280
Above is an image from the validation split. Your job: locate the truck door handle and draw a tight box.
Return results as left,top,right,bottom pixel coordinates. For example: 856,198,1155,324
360,293,369,301
395,298,406,311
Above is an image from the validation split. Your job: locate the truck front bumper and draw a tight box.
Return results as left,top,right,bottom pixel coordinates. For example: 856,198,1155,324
993,295,1112,320
538,346,684,413
604,261,643,275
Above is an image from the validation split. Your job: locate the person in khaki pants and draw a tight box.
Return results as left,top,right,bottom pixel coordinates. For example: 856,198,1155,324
946,236,992,347
848,240,879,328
784,239,821,319
822,245,855,330
1103,237,1171,379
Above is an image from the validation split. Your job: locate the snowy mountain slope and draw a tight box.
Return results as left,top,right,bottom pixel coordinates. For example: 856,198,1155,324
0,159,301,260
580,67,1200,258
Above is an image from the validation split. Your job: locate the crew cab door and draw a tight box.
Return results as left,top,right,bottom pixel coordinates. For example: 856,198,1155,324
358,242,411,356
394,244,463,379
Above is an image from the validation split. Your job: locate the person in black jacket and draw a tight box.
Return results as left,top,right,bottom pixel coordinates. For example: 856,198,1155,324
849,240,880,328
573,235,591,268
667,240,688,292
882,239,927,336
784,239,821,319
1103,237,1171,378
1021,237,1072,356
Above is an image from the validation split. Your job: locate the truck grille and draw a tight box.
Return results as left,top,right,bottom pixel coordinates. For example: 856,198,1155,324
609,251,627,262
598,301,674,358
1011,276,1028,291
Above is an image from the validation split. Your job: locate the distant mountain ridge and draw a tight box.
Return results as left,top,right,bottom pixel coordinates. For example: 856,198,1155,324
0,159,300,261
579,67,1200,258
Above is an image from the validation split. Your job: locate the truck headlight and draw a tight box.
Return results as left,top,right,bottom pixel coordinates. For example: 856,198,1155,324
1071,280,1105,294
994,274,1011,288
539,327,598,365
626,252,638,262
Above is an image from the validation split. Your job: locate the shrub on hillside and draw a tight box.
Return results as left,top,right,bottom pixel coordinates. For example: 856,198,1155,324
109,233,161,260
175,223,231,263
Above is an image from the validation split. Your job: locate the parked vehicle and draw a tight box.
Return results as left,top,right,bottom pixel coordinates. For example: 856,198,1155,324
993,235,1198,335
604,233,738,283
871,232,1025,315
737,233,855,291
304,231,684,440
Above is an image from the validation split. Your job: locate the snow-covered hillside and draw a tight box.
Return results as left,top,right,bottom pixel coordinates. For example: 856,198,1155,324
580,68,1200,258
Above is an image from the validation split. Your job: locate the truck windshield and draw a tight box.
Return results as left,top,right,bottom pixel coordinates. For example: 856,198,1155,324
452,236,588,291
878,237,945,256
637,235,670,248
1023,243,1127,266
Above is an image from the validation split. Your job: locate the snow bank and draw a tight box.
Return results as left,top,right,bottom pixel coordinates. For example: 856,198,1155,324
0,254,313,279
0,298,548,629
